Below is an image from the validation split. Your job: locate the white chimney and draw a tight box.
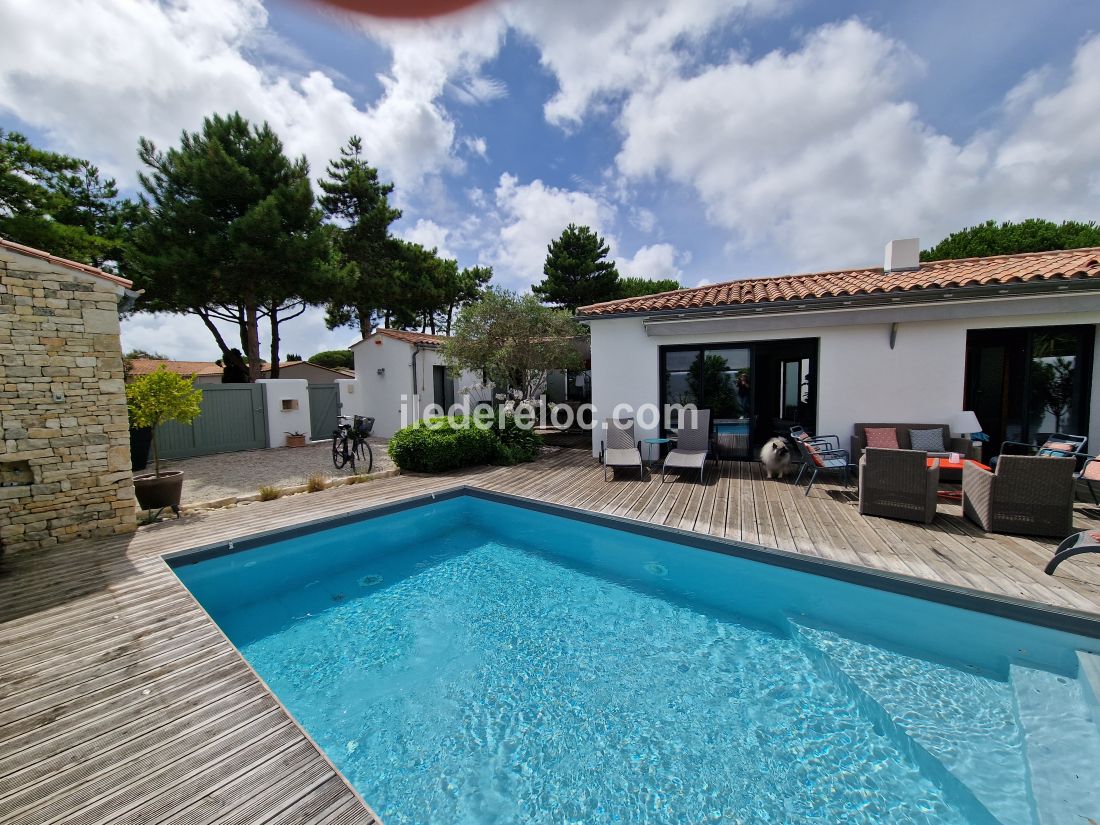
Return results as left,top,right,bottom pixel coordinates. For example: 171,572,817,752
884,238,920,273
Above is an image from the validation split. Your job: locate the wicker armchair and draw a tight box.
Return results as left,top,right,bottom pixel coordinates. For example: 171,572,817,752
962,455,1076,537
858,448,939,524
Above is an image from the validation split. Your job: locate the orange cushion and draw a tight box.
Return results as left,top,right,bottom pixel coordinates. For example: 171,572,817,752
1082,462,1100,481
864,427,899,449
804,441,825,467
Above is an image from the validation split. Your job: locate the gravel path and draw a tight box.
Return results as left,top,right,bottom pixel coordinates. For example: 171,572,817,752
162,438,394,504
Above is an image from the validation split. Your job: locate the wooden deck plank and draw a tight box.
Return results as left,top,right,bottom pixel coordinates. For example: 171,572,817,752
4,448,1100,825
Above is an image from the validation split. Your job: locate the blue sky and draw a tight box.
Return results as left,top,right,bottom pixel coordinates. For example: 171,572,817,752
1,0,1098,359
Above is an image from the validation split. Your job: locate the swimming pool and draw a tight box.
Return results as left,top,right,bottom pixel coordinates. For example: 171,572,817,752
170,490,1100,825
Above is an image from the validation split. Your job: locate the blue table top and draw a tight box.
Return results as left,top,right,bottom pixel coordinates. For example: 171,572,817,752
642,437,672,444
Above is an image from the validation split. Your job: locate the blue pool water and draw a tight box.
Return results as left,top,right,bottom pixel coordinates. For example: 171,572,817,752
173,495,1100,825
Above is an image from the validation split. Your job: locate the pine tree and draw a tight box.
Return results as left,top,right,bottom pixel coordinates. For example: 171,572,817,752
0,129,135,268
534,223,620,311
132,113,331,380
318,136,402,338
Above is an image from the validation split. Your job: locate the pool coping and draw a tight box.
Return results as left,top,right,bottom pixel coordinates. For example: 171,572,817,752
164,484,1100,641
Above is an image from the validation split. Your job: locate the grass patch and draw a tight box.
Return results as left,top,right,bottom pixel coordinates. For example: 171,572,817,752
258,484,282,501
306,473,328,493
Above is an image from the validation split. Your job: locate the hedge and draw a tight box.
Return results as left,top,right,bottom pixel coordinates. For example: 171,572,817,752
387,414,542,472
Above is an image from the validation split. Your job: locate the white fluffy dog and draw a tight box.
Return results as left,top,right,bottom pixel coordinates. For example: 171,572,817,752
759,437,793,479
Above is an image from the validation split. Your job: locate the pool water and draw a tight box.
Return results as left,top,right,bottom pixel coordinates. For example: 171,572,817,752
173,495,1100,825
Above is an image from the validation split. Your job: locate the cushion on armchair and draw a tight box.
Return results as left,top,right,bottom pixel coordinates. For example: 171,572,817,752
864,427,899,449
909,428,946,452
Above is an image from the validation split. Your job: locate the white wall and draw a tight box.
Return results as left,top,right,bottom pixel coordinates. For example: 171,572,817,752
588,306,1100,456
352,337,493,437
256,378,311,448
336,378,366,420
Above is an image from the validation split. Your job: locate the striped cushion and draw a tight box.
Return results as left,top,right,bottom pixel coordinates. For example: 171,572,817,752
864,427,899,449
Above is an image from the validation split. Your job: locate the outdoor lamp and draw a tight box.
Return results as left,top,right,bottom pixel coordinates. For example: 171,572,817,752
951,410,983,440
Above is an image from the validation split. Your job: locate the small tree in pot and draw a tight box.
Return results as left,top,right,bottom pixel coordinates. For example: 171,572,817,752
126,367,203,516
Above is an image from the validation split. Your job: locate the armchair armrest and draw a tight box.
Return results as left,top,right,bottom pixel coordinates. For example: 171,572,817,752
810,433,841,451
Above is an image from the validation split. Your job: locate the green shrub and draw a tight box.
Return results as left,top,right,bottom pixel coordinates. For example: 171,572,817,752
492,414,543,465
388,415,532,473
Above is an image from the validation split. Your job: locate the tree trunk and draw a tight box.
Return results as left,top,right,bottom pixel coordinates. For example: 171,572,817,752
358,304,372,339
193,308,233,359
244,300,262,383
268,308,281,378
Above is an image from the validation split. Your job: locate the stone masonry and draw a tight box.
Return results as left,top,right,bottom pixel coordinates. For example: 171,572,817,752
0,242,136,554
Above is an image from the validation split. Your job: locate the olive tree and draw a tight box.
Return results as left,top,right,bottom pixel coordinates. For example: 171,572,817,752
442,288,584,401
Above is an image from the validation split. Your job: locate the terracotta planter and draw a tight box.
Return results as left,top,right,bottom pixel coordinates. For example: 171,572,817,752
285,434,307,448
134,470,184,513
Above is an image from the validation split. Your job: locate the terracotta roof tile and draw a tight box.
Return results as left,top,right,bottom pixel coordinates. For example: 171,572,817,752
127,359,222,377
374,328,448,346
0,238,133,288
577,246,1100,317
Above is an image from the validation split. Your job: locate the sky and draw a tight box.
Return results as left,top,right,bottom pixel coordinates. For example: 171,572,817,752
1,0,1098,360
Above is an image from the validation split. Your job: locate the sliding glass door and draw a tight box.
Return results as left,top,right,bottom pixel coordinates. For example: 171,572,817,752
964,325,1094,460
660,339,817,459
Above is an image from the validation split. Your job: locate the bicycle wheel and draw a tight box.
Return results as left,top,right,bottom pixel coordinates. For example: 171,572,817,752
360,440,373,474
331,432,349,469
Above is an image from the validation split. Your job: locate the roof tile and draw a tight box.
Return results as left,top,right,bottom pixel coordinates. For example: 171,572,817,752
577,246,1100,317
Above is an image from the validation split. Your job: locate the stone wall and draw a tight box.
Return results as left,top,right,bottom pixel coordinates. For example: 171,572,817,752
0,248,136,554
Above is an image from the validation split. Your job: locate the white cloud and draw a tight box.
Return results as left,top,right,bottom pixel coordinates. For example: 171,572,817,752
503,0,785,127
614,21,1100,270
486,173,618,289
0,0,493,190
616,243,686,281
400,217,455,259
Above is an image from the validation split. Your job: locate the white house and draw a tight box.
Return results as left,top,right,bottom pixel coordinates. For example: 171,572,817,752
350,328,489,438
578,240,1100,463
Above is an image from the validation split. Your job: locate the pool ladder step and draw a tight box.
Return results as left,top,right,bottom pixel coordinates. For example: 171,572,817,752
789,619,1029,825
1009,654,1100,825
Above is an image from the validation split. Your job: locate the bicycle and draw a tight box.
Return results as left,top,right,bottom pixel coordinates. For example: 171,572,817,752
332,415,374,473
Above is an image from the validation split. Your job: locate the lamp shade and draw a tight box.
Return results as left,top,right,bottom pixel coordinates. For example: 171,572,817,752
951,410,982,434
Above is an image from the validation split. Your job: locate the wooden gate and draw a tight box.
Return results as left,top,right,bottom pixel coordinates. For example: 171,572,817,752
308,384,341,440
155,383,269,460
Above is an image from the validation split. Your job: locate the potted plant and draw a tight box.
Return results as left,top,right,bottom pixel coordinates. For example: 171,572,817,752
126,366,203,515
285,430,307,448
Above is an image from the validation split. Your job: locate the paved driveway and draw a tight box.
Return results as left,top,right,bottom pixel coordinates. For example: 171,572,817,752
162,438,393,504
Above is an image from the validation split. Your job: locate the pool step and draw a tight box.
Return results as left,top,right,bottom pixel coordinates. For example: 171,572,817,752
790,620,1030,825
1009,661,1100,825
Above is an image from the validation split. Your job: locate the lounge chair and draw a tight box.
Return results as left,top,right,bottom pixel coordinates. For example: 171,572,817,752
1075,455,1100,504
962,454,1076,537
600,418,644,481
790,427,851,495
858,448,939,524
661,409,711,484
991,433,1088,468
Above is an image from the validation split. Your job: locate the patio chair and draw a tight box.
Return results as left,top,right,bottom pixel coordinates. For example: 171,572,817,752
858,448,939,524
1075,455,1100,505
662,409,712,484
600,418,644,481
962,454,1076,537
790,427,843,483
790,429,852,496
991,433,1088,468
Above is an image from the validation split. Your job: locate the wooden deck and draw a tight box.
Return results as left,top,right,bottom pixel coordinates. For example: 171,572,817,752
4,448,1100,824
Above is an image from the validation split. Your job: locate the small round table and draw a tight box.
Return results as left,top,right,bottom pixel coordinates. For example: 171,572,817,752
641,437,671,466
